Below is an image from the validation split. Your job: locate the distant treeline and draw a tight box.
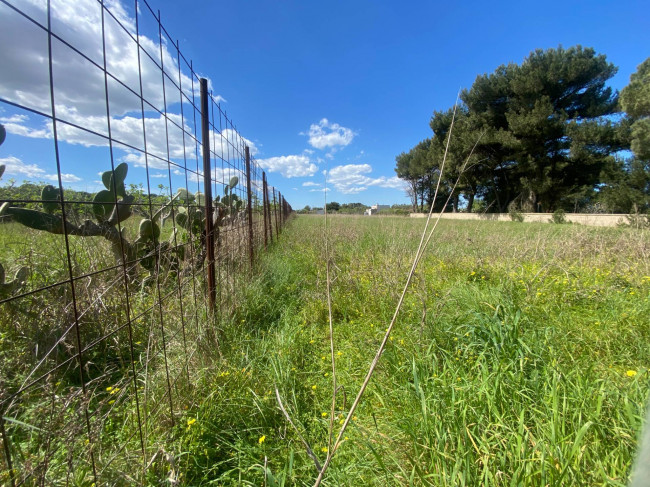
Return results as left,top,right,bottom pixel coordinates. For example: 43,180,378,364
395,46,649,214
298,202,412,215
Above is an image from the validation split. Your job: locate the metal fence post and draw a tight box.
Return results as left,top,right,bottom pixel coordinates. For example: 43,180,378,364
245,146,254,268
266,178,273,245
272,188,279,239
200,78,216,310
0,407,15,487
262,172,268,249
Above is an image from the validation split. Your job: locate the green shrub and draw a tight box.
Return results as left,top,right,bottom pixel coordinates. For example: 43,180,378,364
550,208,567,224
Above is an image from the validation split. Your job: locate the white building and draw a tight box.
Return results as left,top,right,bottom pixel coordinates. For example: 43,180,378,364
364,204,390,215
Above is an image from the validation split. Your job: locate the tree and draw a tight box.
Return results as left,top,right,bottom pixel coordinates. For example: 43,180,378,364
395,141,434,212
461,45,620,211
603,57,650,213
325,201,340,212
620,57,650,160
430,106,487,212
599,157,650,212
395,151,418,211
397,45,628,213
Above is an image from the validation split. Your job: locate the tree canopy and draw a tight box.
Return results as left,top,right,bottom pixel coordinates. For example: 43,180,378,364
395,46,648,213
620,57,650,160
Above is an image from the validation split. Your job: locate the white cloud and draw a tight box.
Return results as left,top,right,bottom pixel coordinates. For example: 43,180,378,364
0,155,81,183
257,155,317,178
0,0,202,119
0,0,267,194
4,110,256,176
211,94,227,105
0,114,52,139
302,181,321,187
327,164,406,195
306,118,356,150
0,0,248,158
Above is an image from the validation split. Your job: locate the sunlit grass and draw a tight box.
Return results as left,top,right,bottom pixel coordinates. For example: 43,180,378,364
2,215,648,485
163,215,649,485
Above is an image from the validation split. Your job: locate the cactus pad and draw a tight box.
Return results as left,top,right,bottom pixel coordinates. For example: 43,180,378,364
92,190,115,221
41,185,62,213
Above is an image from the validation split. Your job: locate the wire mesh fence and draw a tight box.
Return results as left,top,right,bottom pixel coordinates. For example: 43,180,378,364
0,0,291,483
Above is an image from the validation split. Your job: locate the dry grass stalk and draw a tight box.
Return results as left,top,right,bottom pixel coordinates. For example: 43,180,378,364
313,100,472,486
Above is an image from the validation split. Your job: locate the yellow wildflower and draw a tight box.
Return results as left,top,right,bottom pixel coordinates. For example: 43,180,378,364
259,435,266,444
627,370,638,377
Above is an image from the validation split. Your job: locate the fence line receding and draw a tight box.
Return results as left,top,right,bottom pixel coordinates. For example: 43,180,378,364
0,0,292,483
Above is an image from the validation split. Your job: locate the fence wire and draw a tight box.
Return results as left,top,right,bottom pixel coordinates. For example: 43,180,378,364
0,0,292,484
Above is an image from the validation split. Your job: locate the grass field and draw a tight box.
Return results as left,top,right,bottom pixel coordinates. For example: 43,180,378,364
2,214,649,485
163,215,650,485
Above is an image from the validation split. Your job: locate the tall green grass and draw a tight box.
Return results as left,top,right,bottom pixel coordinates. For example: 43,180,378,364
164,215,650,485
2,215,648,485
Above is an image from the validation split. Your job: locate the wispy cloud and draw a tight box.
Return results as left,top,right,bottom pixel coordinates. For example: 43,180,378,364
0,0,254,178
0,155,81,183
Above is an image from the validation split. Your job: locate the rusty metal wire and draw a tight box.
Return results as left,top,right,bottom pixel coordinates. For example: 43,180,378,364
0,0,292,483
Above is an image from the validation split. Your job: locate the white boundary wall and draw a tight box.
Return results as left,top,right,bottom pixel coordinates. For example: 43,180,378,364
409,212,629,227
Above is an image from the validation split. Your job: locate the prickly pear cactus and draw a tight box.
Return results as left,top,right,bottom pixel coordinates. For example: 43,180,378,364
41,185,62,214
0,262,29,299
0,155,211,280
169,176,243,240
214,176,243,226
1,162,149,275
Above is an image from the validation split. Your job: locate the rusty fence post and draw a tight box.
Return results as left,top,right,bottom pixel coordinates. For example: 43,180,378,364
278,192,283,230
266,180,273,245
272,188,279,239
245,146,254,269
262,172,269,249
0,406,15,487
200,78,216,311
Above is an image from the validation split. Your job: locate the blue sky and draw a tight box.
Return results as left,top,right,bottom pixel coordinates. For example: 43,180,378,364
0,0,647,209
